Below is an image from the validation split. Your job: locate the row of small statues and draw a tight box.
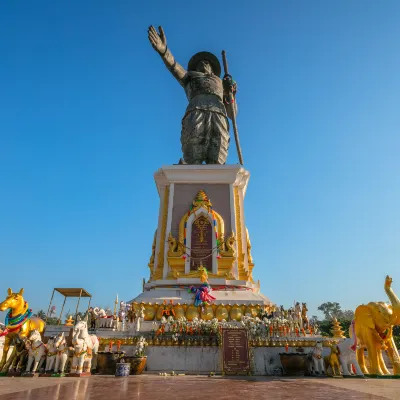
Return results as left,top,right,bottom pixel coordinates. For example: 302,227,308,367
263,302,311,330
87,302,146,333
87,300,176,332
1,327,97,376
266,319,320,337
3,330,70,376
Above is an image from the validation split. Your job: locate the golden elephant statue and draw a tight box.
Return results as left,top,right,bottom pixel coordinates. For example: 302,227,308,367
354,275,400,375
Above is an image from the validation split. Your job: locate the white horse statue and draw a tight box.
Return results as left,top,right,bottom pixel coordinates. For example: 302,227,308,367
25,330,46,374
93,307,114,328
337,321,364,376
136,305,145,333
71,315,99,374
312,340,325,375
44,335,57,373
53,332,69,375
118,301,127,331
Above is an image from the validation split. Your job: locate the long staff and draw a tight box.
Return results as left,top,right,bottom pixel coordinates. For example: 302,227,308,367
222,50,244,165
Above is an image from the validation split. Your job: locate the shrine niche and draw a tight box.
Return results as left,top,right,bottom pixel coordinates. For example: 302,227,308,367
190,215,212,271
166,190,237,279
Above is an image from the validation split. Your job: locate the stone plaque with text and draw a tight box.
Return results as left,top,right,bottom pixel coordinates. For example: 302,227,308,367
190,215,212,271
222,328,250,375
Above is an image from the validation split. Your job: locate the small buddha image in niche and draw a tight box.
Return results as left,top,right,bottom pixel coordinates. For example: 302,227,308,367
190,215,212,271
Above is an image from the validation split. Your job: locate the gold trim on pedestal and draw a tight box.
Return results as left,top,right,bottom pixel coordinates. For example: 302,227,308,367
166,234,236,279
153,185,170,281
125,302,269,323
246,228,255,282
166,256,185,279
147,229,157,281
234,187,249,281
217,257,235,279
167,232,184,257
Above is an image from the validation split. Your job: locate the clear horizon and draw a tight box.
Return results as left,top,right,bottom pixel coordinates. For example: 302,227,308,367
1,1,399,321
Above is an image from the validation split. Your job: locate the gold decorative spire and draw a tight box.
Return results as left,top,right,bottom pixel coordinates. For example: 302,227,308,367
331,317,346,338
192,190,212,209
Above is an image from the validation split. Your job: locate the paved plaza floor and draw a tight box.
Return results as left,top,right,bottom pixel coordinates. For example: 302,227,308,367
0,375,399,400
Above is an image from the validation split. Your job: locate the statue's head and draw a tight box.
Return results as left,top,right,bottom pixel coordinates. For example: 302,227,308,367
188,51,221,76
0,288,25,311
74,313,88,331
29,329,41,342
196,60,213,74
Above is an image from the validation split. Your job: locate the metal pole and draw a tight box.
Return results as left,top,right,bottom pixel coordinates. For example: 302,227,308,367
221,50,244,166
46,289,55,322
87,296,92,313
58,296,67,325
74,289,83,323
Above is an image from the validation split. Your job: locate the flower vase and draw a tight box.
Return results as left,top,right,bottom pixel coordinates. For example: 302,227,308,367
115,362,130,377
124,356,147,375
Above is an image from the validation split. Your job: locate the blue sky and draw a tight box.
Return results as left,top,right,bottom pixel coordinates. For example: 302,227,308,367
1,1,399,320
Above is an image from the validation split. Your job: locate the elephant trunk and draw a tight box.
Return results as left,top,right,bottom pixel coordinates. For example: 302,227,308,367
350,320,357,351
384,276,400,324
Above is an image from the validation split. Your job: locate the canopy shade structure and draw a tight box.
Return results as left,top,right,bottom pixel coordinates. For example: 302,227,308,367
47,288,92,325
54,288,91,298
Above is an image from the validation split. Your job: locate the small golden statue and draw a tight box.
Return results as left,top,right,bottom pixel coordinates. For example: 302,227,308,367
324,343,341,376
65,315,74,326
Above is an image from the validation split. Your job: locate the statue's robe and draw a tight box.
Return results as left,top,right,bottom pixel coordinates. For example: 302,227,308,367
181,71,230,164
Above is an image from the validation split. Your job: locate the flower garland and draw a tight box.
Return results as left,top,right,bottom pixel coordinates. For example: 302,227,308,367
188,267,216,307
223,75,237,105
1,306,33,337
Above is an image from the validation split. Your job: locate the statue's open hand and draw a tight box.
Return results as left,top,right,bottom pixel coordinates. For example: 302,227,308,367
148,25,167,55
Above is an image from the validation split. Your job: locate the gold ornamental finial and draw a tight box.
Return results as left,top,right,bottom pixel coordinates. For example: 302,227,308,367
192,190,212,209
330,317,346,339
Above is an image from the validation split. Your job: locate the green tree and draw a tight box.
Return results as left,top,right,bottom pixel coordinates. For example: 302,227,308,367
341,309,355,321
315,302,355,337
317,302,342,320
34,309,59,325
317,302,354,321
35,310,46,320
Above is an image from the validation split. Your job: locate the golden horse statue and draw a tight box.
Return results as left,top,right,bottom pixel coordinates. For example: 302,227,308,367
0,288,45,371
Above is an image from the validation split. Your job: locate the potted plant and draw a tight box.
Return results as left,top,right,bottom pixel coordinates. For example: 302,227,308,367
279,348,311,376
124,337,148,375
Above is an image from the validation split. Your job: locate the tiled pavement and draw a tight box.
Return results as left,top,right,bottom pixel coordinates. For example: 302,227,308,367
0,375,398,400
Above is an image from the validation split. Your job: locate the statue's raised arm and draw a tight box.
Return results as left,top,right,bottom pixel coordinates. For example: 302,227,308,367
147,25,241,165
148,26,187,86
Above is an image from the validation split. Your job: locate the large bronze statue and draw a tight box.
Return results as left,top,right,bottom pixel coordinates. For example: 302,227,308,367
148,26,238,165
